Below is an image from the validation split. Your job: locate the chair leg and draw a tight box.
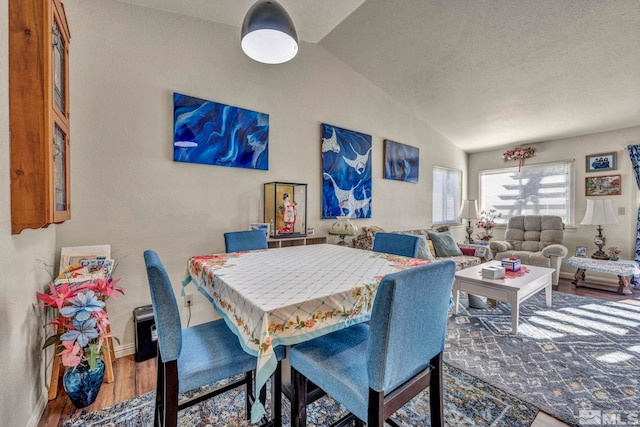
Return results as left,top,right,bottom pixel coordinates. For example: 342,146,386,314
367,388,384,427
429,352,444,427
163,361,180,427
272,362,283,427
291,367,308,427
154,354,164,427
246,371,253,419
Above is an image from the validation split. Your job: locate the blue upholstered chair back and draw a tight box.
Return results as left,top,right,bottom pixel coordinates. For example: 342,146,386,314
367,260,456,393
372,232,420,258
143,250,182,362
224,230,268,253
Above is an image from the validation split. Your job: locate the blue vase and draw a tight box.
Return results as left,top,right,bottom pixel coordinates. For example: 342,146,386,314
63,358,105,408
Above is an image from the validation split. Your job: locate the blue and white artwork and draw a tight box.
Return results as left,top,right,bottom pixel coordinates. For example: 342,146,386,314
384,139,419,183
173,92,269,170
321,123,372,219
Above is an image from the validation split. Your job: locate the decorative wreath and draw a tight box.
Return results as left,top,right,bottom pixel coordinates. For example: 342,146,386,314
502,146,535,171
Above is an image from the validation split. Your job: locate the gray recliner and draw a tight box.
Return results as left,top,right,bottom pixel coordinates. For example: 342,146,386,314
489,215,568,285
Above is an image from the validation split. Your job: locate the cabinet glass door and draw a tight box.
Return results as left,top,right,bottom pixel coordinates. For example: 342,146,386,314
52,19,65,114
53,123,67,212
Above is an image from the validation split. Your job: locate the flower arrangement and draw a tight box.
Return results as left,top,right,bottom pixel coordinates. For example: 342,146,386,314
502,146,536,171
608,247,621,259
476,209,502,241
38,277,124,370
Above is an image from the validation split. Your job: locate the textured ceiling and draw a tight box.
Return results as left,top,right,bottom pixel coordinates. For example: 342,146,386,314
115,0,640,152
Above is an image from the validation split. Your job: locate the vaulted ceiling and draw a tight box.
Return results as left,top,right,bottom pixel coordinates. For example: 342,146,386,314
115,0,640,153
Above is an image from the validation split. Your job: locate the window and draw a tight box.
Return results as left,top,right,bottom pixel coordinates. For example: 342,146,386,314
479,160,574,225
432,166,462,225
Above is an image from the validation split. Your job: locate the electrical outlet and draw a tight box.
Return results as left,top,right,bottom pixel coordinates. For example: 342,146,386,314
184,293,194,307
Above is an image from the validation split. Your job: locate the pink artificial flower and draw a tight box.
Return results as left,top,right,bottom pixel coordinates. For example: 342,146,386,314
91,278,125,300
37,282,76,310
59,341,83,368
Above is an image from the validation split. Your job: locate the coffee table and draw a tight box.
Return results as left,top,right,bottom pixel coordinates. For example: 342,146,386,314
452,261,554,334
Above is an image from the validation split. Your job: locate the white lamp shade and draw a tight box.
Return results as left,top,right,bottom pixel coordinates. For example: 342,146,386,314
241,0,298,64
580,199,620,226
458,199,479,220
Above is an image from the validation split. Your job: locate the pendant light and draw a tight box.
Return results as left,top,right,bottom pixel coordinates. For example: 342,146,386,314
241,0,298,64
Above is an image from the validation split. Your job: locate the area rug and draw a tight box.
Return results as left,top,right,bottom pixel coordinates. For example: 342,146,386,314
62,364,537,426
445,291,640,427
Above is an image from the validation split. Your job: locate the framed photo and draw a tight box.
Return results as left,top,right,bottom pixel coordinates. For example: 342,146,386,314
585,175,621,196
383,139,419,183
586,152,616,172
575,246,587,257
249,223,270,237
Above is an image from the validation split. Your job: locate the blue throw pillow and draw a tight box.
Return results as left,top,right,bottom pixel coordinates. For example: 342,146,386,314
428,231,463,257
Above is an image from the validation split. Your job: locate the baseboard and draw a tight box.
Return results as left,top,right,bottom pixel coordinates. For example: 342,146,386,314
28,390,49,427
115,342,136,359
559,270,619,285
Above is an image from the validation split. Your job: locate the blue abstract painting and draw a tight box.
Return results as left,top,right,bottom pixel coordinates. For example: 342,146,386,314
384,139,419,183
173,92,269,170
321,123,372,219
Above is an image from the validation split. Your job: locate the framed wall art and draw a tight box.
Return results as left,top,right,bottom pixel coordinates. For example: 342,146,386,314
321,123,372,219
383,139,419,183
586,152,616,172
173,92,269,170
585,175,621,196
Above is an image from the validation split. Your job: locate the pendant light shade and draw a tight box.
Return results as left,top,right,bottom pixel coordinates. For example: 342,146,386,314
241,0,298,64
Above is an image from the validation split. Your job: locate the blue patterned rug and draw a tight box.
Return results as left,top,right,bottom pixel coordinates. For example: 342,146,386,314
62,363,537,426
445,291,640,427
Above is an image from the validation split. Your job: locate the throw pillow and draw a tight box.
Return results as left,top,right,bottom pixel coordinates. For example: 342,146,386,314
416,236,436,261
428,231,463,257
426,239,436,257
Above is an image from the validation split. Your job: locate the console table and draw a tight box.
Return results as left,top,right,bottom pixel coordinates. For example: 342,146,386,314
565,256,639,295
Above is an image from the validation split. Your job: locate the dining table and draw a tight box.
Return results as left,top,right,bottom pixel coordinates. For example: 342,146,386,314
182,243,430,423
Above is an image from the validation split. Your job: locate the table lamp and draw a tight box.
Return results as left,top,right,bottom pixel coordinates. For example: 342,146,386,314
580,198,619,259
458,200,479,244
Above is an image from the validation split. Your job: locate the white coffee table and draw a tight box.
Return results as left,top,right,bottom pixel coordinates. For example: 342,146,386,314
452,261,554,334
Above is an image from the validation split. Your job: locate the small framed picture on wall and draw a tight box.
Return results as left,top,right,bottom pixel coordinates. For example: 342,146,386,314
586,152,616,172
585,175,622,196
575,246,587,257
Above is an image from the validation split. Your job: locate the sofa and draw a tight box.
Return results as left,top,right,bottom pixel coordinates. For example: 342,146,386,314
348,226,485,271
489,215,568,285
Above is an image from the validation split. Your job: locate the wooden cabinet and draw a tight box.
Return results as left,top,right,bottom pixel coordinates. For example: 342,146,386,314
267,235,327,249
9,0,71,234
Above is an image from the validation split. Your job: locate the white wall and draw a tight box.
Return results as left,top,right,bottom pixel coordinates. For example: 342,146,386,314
0,0,59,426
57,0,466,363
468,126,640,280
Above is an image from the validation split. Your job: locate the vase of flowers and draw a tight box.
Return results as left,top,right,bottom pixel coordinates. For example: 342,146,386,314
476,209,502,242
608,247,621,261
38,277,123,408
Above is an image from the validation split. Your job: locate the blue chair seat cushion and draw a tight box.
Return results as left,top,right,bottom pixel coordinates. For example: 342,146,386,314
290,324,370,421
178,319,285,393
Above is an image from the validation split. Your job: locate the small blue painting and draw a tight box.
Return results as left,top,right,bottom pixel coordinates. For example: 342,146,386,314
173,92,269,170
321,123,372,219
384,139,419,183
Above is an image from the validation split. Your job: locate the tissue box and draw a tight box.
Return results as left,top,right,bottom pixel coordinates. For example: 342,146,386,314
501,258,521,272
482,266,505,279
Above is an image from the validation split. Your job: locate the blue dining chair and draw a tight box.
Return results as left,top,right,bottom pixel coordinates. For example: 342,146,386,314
224,230,269,252
372,232,420,258
143,250,284,427
290,260,456,427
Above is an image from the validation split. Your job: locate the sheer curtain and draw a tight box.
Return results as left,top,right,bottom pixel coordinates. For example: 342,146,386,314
626,145,640,286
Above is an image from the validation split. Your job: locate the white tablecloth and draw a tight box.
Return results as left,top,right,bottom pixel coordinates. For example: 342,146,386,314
183,244,430,422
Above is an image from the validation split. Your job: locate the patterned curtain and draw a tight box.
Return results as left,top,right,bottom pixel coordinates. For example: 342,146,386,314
626,145,640,286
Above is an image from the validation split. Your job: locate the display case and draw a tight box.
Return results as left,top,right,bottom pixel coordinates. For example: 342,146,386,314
264,182,307,238
9,0,71,234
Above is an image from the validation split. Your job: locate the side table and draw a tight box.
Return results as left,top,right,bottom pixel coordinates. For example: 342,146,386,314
565,256,638,295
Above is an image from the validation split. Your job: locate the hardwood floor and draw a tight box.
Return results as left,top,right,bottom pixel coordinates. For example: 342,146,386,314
37,278,639,427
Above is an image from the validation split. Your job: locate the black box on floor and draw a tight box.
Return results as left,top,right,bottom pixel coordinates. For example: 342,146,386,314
133,304,157,362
